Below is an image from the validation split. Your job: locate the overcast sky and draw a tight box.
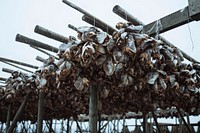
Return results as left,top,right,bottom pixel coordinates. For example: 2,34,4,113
0,0,200,125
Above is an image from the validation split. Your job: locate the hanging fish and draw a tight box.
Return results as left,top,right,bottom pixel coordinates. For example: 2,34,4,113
96,31,108,44
147,72,159,84
116,22,125,29
113,50,125,63
174,48,184,61
125,35,137,54
103,57,115,76
81,42,95,58
95,55,107,66
74,77,84,91
193,63,200,71
120,32,128,40
160,48,174,61
120,74,133,87
94,44,106,54
159,77,167,89
125,25,143,33
106,38,115,52
77,26,98,33
38,78,47,89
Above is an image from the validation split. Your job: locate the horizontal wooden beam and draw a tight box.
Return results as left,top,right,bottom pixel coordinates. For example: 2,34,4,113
143,6,200,36
0,57,38,69
15,34,58,53
0,77,7,81
2,68,14,74
188,0,200,20
82,15,115,35
113,5,144,26
36,56,45,63
2,68,28,76
34,25,69,43
62,0,115,35
68,24,78,32
1,60,34,73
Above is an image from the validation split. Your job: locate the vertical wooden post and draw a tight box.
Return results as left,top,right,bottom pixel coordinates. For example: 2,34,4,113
48,120,53,133
0,122,4,132
198,122,200,133
89,84,98,133
7,93,31,133
123,115,125,133
186,113,195,132
152,111,161,133
177,108,192,133
178,116,183,133
74,116,82,133
143,113,148,133
61,119,64,133
37,91,45,133
98,115,101,133
149,117,153,133
6,104,12,132
66,118,70,133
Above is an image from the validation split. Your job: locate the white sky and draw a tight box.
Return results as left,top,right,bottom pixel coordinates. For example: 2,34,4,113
0,0,200,125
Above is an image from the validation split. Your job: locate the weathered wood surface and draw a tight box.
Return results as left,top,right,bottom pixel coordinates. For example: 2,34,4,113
34,25,69,43
63,0,115,35
16,34,58,53
89,84,98,133
82,15,115,35
0,57,38,69
37,92,45,133
7,93,31,133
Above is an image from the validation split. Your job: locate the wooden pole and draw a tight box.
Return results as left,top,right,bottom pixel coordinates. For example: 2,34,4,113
89,84,98,133
74,117,82,133
82,15,115,35
37,91,45,133
0,77,6,81
6,104,12,132
7,93,31,133
68,24,78,32
0,57,38,69
123,115,125,133
66,118,70,133
98,115,101,133
2,68,14,74
152,111,161,133
113,5,144,26
143,113,147,133
1,60,34,73
36,56,46,63
15,34,58,53
2,68,28,76
186,113,195,132
177,108,192,133
34,25,69,43
31,46,59,60
112,5,200,63
62,0,115,35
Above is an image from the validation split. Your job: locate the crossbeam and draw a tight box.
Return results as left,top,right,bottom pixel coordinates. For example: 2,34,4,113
34,25,69,43
0,57,38,69
143,6,195,36
62,0,115,35
15,34,58,53
188,0,200,21
113,5,200,63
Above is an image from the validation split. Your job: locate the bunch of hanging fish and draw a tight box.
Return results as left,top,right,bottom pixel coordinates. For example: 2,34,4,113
1,22,200,116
